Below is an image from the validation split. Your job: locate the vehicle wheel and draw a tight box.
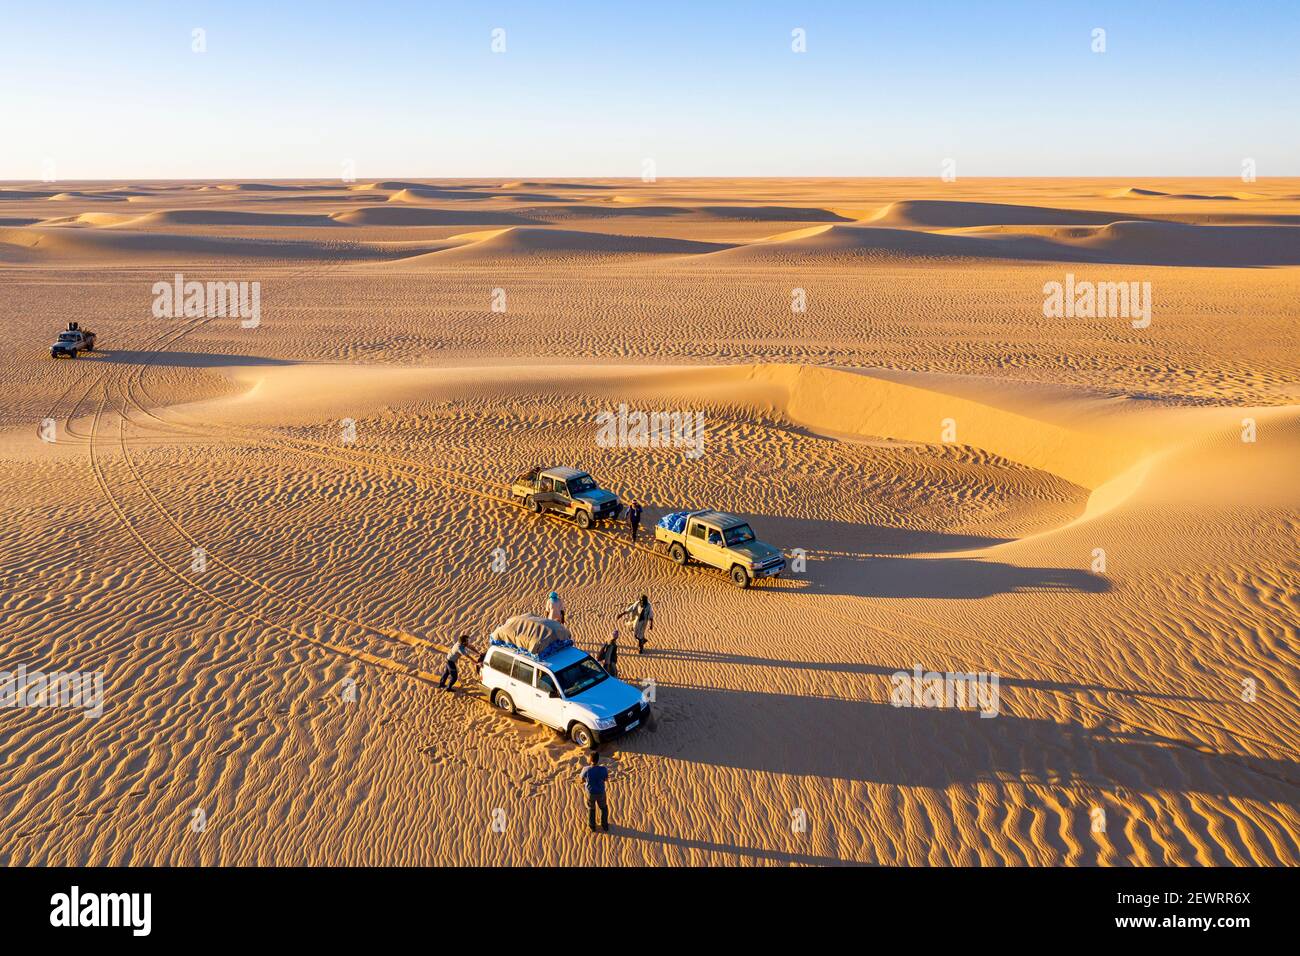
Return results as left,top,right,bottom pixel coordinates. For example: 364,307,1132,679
670,543,687,565
526,495,543,514
493,690,515,715
730,565,751,589
576,510,592,529
570,723,596,749
68,351,78,359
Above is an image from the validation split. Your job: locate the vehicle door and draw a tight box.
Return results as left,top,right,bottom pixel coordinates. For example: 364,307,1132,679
535,476,563,510
510,658,538,716
691,521,725,569
553,478,577,516
529,668,566,729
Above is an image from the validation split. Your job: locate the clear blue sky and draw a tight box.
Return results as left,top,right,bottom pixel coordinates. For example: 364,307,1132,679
4,0,1297,179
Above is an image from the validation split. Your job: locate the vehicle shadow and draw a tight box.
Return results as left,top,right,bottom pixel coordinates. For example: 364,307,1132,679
91,350,297,368
641,649,1215,705
803,554,1111,599
756,513,1011,557
631,506,1105,600
622,684,1298,801
633,507,1010,558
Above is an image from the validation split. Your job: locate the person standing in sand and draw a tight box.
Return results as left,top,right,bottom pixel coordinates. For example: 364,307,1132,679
580,751,610,833
546,590,565,624
438,634,475,692
598,629,620,678
621,594,653,654
626,501,643,543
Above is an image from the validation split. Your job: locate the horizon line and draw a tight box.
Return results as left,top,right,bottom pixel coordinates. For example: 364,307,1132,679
5,174,1298,184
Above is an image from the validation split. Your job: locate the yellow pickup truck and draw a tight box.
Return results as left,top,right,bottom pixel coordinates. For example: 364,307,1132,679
654,510,786,588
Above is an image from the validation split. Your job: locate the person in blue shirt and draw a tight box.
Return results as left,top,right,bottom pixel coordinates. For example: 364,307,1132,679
579,751,610,832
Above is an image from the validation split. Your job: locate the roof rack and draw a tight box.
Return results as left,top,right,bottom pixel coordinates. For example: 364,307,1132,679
488,636,575,661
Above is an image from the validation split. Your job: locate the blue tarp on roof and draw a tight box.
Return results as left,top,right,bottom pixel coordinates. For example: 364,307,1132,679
657,511,689,533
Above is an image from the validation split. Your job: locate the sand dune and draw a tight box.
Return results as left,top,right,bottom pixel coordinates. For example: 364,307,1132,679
0,189,60,201
699,219,1300,267
386,187,497,203
47,190,129,202
500,180,614,190
7,183,1299,270
125,209,342,228
331,206,535,226
1,176,1297,867
0,225,440,262
214,182,314,192
349,181,428,191
871,199,1133,228
41,212,140,227
1108,186,1252,201
962,221,1300,266
696,223,1034,263
398,226,731,263
5,354,1295,866
530,204,853,223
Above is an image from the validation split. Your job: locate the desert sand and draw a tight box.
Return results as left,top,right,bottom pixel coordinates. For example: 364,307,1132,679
0,177,1296,865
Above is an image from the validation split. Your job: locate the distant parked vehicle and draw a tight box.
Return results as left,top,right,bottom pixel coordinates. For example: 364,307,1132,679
510,466,621,529
655,510,785,588
50,322,95,359
480,614,651,748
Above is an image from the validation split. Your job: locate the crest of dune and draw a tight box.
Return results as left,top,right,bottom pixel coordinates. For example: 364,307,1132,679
1107,186,1257,201
331,206,531,226
870,199,1128,228
385,226,730,264
47,191,127,202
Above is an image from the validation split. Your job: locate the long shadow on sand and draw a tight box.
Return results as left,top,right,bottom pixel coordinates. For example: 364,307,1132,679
714,513,1013,557
627,685,1299,801
642,649,1215,705
663,512,1107,600
91,350,297,368
610,826,868,866
805,554,1111,599
633,506,1105,600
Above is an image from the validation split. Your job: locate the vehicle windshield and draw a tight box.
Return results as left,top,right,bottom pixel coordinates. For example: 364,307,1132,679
724,524,756,546
554,655,609,697
567,475,597,495
58,333,77,341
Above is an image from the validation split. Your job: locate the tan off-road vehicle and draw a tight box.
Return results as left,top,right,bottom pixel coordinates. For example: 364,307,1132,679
654,510,785,588
510,466,622,529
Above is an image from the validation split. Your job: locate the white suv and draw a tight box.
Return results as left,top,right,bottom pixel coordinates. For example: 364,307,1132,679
481,640,651,748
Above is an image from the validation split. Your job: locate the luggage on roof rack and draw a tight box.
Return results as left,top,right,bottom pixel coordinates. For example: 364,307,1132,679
490,613,572,657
